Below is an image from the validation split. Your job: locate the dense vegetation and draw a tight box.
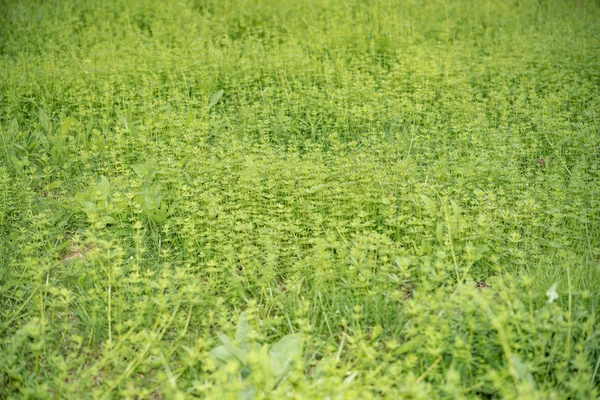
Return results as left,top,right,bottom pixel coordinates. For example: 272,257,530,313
1,0,599,398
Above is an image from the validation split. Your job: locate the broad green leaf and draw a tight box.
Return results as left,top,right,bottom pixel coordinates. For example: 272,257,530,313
12,143,25,152
186,110,194,125
239,386,256,400
420,194,436,214
81,201,96,214
132,159,157,181
241,157,259,181
74,192,89,203
183,171,193,186
218,333,248,363
126,107,134,130
102,215,116,225
60,116,78,135
210,345,235,364
235,312,252,351
207,90,224,110
474,245,489,261
96,176,111,199
144,193,158,210
27,141,40,152
257,344,274,388
511,354,534,385
9,118,19,135
132,164,146,178
10,156,21,168
269,334,303,378
39,109,51,133
436,222,444,244
44,181,61,191
371,325,383,342
152,204,169,223
85,118,94,133
396,337,424,354
451,199,461,218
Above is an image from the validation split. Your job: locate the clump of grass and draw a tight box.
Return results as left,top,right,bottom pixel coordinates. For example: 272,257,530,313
1,0,599,397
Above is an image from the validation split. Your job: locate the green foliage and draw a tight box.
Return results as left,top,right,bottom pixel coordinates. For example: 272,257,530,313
0,0,599,398
75,176,125,227
132,159,170,224
210,312,303,396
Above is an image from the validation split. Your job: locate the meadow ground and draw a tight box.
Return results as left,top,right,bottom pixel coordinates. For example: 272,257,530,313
1,0,600,398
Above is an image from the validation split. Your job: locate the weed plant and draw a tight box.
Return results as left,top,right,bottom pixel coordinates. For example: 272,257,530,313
1,0,599,398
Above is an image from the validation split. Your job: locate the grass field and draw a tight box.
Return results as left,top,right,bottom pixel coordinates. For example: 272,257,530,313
1,0,600,398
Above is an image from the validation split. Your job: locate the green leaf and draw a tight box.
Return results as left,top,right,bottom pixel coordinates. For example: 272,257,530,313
12,143,25,152
210,345,235,364
126,107,134,131
74,191,89,203
132,159,157,181
371,325,383,342
96,176,111,199
420,194,436,214
269,334,303,379
474,245,489,261
186,110,195,125
27,141,40,153
85,118,94,133
257,344,274,388
60,116,78,135
436,222,444,244
396,337,424,354
511,354,535,386
10,155,22,168
151,203,169,223
241,157,259,182
9,118,19,135
183,171,193,186
132,164,146,178
218,333,248,363
207,90,224,111
235,312,252,351
44,181,61,191
39,109,51,133
239,386,256,400
102,215,116,225
451,199,461,218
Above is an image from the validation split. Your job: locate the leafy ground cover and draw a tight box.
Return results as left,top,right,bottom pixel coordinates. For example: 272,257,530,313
1,0,599,398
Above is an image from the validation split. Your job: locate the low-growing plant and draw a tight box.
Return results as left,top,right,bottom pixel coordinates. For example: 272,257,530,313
209,311,303,398
132,159,171,224
74,176,126,228
0,0,599,398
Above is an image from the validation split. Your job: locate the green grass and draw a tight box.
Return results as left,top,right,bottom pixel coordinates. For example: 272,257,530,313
1,0,599,398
